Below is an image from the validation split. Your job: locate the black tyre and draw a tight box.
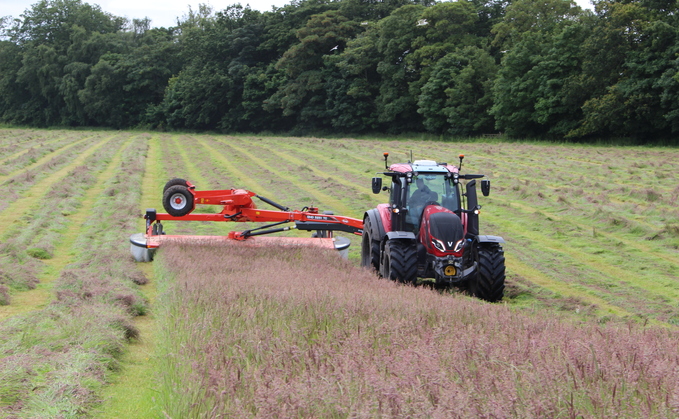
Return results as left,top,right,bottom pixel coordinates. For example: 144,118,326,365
471,244,505,302
361,217,380,272
163,185,194,217
163,178,189,193
383,240,418,284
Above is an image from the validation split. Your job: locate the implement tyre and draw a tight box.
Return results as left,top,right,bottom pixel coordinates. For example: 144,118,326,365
383,240,417,284
163,185,194,217
472,244,505,302
361,217,380,272
163,178,189,193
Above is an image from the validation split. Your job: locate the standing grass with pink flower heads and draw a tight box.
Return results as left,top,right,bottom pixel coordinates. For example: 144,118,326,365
154,243,679,418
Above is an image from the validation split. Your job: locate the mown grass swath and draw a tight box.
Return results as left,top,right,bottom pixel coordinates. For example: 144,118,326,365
0,136,126,304
0,130,78,168
0,133,100,184
155,243,679,417
0,134,150,417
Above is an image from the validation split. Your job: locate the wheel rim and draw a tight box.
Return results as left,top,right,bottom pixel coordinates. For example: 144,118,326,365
170,193,187,210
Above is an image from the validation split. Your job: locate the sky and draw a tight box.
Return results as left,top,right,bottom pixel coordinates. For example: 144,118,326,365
0,0,289,27
2,0,595,29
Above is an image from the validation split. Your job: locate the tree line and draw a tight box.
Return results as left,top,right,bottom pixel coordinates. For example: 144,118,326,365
1,0,678,141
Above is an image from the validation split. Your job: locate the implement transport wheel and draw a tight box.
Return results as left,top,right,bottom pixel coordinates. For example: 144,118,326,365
361,217,380,272
471,244,505,302
382,240,417,284
163,185,194,217
163,178,189,193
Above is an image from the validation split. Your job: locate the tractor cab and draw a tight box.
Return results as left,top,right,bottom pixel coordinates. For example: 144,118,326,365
376,160,461,234
402,164,460,233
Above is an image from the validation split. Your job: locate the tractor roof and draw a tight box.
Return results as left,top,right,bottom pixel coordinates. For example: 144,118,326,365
389,160,458,174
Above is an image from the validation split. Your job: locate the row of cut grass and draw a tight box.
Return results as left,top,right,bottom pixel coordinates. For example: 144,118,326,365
0,133,66,167
0,134,130,308
0,133,98,182
0,134,108,219
0,131,152,417
95,134,167,418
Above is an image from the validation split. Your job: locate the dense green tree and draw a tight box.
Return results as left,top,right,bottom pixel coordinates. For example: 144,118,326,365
156,5,270,130
568,1,679,139
0,41,31,123
329,26,382,131
265,10,361,130
7,0,125,46
372,4,426,132
491,0,583,50
492,21,593,137
490,0,589,137
2,0,127,125
258,0,339,60
418,46,497,135
0,0,677,142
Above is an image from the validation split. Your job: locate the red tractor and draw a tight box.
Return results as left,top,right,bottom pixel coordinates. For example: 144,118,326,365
361,154,505,302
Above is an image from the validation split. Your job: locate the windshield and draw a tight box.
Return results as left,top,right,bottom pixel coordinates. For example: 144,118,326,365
405,174,458,232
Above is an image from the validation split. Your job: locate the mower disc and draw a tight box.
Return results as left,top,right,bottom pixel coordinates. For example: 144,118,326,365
129,233,155,262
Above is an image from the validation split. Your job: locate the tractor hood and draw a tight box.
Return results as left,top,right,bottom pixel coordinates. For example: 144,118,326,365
419,205,464,257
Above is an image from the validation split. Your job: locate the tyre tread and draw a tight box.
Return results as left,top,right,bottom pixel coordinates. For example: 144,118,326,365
474,244,505,302
386,240,418,284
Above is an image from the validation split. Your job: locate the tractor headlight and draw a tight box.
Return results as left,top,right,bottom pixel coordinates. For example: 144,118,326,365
432,239,446,252
453,239,465,253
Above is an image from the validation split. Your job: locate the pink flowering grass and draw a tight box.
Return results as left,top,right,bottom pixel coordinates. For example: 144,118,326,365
155,243,679,418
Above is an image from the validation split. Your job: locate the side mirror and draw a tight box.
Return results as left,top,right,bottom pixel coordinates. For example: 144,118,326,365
372,177,382,194
481,179,490,197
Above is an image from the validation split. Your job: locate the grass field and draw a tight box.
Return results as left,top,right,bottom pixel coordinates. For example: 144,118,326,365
0,128,678,417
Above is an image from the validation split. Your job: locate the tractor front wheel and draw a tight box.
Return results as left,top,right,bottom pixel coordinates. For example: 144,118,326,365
163,185,194,217
471,244,505,302
382,240,417,284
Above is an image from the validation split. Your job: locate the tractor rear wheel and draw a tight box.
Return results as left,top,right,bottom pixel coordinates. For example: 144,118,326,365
361,217,380,272
163,185,194,217
163,178,188,193
383,240,417,284
471,244,505,302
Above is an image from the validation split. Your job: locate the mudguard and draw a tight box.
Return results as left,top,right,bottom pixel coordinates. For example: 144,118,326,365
477,235,505,244
386,231,416,241
364,208,387,241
